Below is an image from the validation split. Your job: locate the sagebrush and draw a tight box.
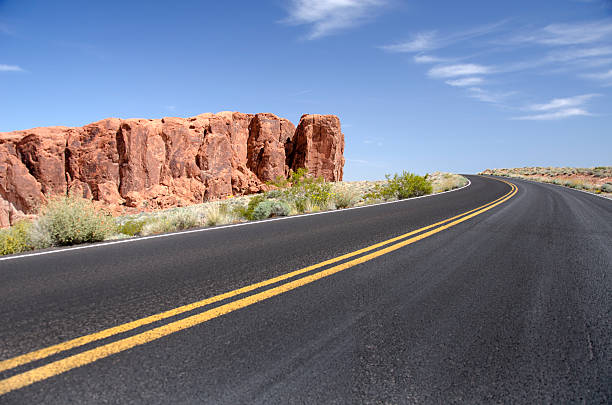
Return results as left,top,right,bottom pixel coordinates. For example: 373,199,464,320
366,171,432,201
35,196,115,246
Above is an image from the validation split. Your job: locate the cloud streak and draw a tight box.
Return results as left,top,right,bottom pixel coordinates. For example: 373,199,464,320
445,77,483,87
284,0,387,39
381,21,508,53
428,64,492,78
582,69,612,85
513,94,599,120
413,54,447,64
515,19,612,46
0,64,23,72
513,108,591,120
528,94,599,111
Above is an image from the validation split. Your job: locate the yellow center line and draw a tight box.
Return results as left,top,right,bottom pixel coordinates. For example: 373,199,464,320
0,179,517,395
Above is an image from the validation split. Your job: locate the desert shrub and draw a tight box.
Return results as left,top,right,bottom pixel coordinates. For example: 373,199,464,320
430,173,467,193
0,220,33,255
252,200,291,220
279,169,333,208
234,194,267,220
264,189,284,199
366,171,432,201
205,203,236,226
35,195,115,246
140,210,201,236
333,186,360,209
601,183,612,193
251,201,272,220
303,198,320,213
140,218,172,236
167,210,201,230
302,180,333,206
116,219,147,236
290,196,309,213
266,174,290,189
28,219,53,249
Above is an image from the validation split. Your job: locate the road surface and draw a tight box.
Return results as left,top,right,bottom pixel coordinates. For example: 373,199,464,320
0,175,610,403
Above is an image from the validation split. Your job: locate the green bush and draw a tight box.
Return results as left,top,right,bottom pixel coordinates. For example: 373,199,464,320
366,171,432,200
601,183,612,193
234,194,267,220
116,219,147,236
35,196,115,246
252,200,291,220
0,220,33,255
275,168,333,208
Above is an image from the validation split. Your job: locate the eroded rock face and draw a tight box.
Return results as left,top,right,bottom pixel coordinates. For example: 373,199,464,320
0,112,344,225
247,113,296,182
289,114,345,182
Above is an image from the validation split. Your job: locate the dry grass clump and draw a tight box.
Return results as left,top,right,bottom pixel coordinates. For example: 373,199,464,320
332,185,360,209
204,203,238,226
429,172,469,193
140,209,202,236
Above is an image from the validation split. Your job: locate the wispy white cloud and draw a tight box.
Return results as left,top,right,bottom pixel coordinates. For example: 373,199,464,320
547,46,612,62
381,21,508,53
582,69,612,83
382,31,437,52
428,63,493,78
445,77,483,87
413,54,447,64
383,18,610,114
468,87,515,103
513,94,599,120
528,94,599,111
0,64,23,72
284,0,387,39
514,19,612,46
513,108,591,120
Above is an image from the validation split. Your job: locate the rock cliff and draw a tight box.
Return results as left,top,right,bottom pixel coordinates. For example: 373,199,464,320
0,112,345,226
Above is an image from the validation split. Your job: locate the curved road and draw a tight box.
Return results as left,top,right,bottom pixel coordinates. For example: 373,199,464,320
0,175,610,403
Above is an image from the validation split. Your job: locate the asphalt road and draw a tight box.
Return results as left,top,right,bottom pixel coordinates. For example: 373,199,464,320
0,175,610,404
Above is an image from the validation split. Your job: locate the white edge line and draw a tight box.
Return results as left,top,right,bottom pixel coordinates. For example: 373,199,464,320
0,178,472,262
484,175,612,201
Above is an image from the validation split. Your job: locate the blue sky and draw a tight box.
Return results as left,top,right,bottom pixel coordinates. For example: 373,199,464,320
1,0,611,180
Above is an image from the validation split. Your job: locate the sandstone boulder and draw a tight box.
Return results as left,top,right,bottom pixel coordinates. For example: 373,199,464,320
289,114,345,181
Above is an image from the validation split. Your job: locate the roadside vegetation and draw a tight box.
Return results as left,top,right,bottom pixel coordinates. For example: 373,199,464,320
0,170,468,256
480,167,612,196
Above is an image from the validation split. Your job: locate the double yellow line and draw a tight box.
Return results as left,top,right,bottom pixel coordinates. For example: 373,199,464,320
0,178,517,395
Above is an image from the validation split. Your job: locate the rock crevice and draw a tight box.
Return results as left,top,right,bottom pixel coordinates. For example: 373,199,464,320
0,111,344,226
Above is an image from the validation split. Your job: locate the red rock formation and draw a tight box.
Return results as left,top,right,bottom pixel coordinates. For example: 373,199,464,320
289,114,345,182
0,112,344,226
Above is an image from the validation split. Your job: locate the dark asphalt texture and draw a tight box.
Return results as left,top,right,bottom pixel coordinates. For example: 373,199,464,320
0,175,610,404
